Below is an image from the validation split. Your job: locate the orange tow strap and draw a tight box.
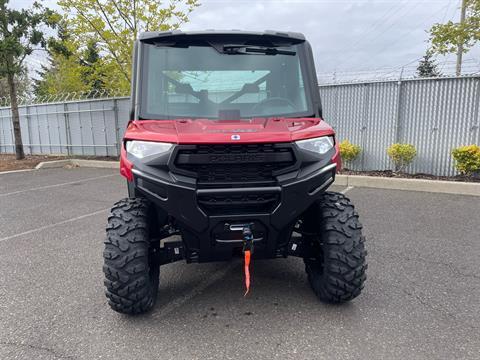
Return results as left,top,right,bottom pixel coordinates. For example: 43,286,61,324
244,250,251,296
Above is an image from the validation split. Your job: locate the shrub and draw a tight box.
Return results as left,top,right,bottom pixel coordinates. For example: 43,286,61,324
451,144,480,176
339,140,361,167
387,143,416,172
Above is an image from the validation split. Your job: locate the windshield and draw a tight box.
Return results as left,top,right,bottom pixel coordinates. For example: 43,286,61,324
138,43,313,119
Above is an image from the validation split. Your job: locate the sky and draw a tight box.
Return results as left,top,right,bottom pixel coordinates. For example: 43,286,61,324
17,0,480,83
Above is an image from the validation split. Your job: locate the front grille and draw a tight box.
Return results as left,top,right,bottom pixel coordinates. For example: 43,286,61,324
198,192,280,215
173,143,295,186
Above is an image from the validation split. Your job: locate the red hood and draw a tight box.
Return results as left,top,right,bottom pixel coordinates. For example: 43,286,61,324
124,118,335,144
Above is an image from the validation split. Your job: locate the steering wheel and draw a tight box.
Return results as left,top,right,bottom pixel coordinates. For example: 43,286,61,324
252,97,297,114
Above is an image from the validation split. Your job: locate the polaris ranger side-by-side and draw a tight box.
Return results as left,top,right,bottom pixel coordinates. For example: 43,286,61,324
103,30,367,314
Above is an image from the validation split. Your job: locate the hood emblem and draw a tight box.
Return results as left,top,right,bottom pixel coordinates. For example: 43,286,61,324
231,134,241,140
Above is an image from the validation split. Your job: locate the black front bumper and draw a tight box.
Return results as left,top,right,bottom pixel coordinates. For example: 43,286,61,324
129,143,336,261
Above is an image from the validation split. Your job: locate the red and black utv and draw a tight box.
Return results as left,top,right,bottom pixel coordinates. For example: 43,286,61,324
103,30,367,314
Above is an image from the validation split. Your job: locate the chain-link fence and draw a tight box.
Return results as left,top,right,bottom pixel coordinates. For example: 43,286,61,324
0,89,129,108
0,94,130,157
1,75,479,176
319,75,480,176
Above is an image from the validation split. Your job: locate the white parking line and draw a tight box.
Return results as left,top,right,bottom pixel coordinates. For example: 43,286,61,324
0,174,116,197
0,208,109,243
341,186,354,194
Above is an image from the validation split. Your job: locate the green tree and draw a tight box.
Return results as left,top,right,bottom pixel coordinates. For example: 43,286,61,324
0,69,30,102
0,0,59,159
429,0,480,73
416,52,441,78
80,40,105,97
35,21,110,99
58,0,200,91
34,20,87,98
47,20,73,58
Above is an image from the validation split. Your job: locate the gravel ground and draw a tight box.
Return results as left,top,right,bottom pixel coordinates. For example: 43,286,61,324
0,168,479,360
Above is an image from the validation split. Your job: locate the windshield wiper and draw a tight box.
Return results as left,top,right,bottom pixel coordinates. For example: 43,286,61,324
222,45,296,56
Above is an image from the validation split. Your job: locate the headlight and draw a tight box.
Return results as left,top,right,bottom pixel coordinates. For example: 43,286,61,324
296,136,334,155
125,140,173,158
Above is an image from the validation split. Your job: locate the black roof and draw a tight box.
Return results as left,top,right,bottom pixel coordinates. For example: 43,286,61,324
139,30,305,45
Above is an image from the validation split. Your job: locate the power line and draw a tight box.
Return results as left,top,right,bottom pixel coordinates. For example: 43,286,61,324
362,2,423,46
440,0,455,23
363,2,451,68
329,1,408,56
317,61,480,84
332,1,420,70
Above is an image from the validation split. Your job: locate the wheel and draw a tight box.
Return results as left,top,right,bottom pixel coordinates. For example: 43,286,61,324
302,191,367,303
103,197,160,314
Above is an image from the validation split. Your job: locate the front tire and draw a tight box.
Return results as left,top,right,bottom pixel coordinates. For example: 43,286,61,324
303,191,367,303
103,198,160,314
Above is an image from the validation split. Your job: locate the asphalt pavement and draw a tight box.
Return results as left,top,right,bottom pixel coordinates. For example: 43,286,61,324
0,168,479,360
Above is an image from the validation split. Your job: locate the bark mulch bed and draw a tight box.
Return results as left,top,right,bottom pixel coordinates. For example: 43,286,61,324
339,169,480,183
0,154,118,172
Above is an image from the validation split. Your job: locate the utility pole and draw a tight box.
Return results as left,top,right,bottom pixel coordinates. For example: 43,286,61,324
456,0,468,76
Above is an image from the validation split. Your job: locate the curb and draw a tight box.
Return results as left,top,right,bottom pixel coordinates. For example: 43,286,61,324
0,168,36,175
335,174,480,197
70,159,119,169
35,159,72,169
333,175,348,186
33,161,480,197
35,159,118,170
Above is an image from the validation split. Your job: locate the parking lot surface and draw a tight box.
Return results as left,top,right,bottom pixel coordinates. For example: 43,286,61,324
0,168,479,360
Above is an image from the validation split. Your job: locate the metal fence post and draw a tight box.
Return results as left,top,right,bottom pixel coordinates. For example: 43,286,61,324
472,78,480,145
101,102,109,156
426,80,442,175
113,99,121,157
78,103,85,156
9,110,14,154
0,110,4,153
88,100,97,156
35,106,43,154
360,83,370,171
46,106,53,154
64,103,72,156
25,105,33,155
55,105,62,155
394,79,403,145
